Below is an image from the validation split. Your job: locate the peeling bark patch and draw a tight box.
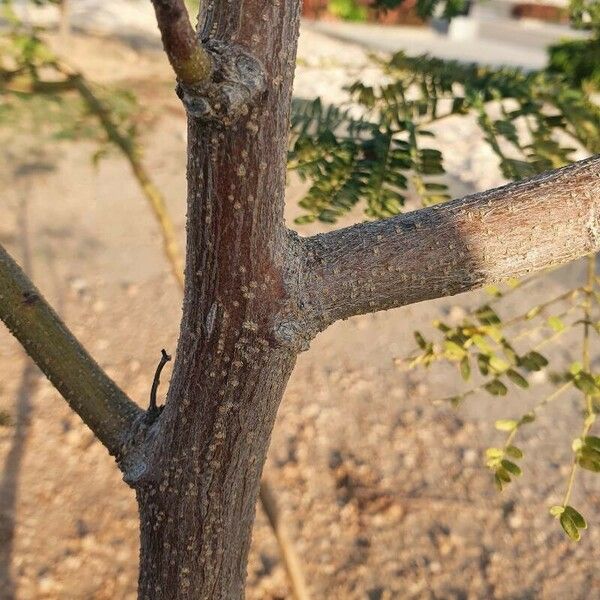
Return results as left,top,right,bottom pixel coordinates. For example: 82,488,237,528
587,201,600,249
205,302,218,337
177,40,266,126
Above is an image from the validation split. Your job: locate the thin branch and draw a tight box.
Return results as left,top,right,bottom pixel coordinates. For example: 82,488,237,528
149,349,171,416
301,155,600,331
55,64,186,287
259,480,312,600
149,0,212,85
0,244,142,457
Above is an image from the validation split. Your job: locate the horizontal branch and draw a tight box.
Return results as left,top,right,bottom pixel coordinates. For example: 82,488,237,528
0,244,142,457
301,155,600,330
150,0,212,85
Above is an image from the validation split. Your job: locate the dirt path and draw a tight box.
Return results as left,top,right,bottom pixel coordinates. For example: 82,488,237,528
0,27,599,600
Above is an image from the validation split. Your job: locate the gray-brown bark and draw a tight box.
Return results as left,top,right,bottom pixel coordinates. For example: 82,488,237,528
132,1,303,597
301,155,600,334
0,0,599,597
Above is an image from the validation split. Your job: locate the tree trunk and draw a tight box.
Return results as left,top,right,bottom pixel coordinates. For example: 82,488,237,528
132,2,303,597
136,351,297,598
1,1,599,598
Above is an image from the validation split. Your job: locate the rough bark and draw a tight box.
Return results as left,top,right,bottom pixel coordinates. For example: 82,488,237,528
132,2,304,598
0,0,599,597
301,155,600,334
0,245,141,457
150,0,213,85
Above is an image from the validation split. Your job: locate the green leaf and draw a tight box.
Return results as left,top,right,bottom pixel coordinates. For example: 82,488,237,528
502,342,519,365
496,467,511,483
570,362,583,375
584,435,600,451
579,445,600,462
460,356,471,381
577,455,600,472
505,445,523,459
486,447,504,468
475,304,501,326
444,340,466,360
494,472,505,491
501,459,522,476
482,325,504,344
549,505,565,518
547,315,565,332
495,419,518,431
472,335,493,354
520,412,536,424
559,512,581,541
486,447,504,459
477,354,490,376
414,331,427,350
485,285,502,298
433,320,451,333
294,215,316,225
488,355,510,373
573,370,600,395
520,351,548,372
484,379,508,396
506,369,529,389
564,506,587,530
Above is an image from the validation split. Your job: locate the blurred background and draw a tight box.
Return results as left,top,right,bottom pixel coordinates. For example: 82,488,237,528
0,1,599,598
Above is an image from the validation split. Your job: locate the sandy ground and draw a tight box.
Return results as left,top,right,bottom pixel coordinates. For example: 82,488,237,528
0,23,599,600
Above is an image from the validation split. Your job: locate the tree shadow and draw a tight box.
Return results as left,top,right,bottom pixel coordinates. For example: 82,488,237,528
0,363,38,600
0,162,57,599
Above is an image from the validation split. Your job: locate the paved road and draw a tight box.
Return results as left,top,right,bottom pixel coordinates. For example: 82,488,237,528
16,0,589,71
304,16,588,70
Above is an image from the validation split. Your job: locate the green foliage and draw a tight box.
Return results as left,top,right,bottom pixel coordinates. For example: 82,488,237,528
328,0,368,21
551,505,587,541
400,261,600,540
568,0,600,33
372,0,471,19
548,38,600,91
0,6,139,152
289,50,599,223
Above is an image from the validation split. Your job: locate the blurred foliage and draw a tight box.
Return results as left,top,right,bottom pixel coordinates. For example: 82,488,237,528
373,0,600,24
548,38,600,92
289,2,600,541
547,0,600,93
569,0,600,33
0,0,139,152
327,0,368,22
289,53,599,223
373,0,470,19
0,0,186,286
